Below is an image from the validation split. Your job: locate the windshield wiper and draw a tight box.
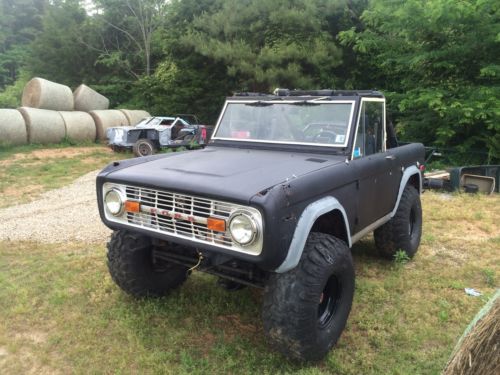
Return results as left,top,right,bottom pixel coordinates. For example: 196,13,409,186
245,101,275,107
290,100,320,106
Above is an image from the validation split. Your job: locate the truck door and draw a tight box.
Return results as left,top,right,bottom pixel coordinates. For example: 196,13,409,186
351,99,400,232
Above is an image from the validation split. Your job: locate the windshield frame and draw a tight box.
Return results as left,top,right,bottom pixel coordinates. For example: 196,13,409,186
210,99,356,148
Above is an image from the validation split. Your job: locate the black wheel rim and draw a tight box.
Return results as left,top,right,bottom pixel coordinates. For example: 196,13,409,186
408,206,416,236
138,142,152,156
318,275,341,327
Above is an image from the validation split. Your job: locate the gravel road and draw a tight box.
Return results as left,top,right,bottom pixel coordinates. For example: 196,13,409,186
0,171,111,244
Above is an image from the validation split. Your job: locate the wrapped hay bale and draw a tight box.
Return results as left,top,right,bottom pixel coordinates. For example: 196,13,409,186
73,84,110,112
0,109,28,145
443,290,499,375
18,107,66,144
119,109,151,126
22,77,74,111
89,110,129,140
58,111,97,142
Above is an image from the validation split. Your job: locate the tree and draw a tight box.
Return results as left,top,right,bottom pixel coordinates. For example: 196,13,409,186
0,0,46,88
180,0,349,92
89,0,168,78
29,0,98,86
340,0,500,162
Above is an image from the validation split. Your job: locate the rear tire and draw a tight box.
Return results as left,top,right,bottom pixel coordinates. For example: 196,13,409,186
133,138,156,157
107,230,188,298
374,185,422,258
262,232,355,361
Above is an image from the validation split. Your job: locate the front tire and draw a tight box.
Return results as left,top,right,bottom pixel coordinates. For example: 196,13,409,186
262,232,355,361
374,184,422,258
133,138,156,157
107,230,188,298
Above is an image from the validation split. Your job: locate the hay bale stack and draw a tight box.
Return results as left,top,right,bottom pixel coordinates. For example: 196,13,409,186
18,107,66,144
58,111,96,142
0,109,28,146
443,291,499,375
89,110,129,140
73,84,110,112
21,77,74,111
119,109,151,126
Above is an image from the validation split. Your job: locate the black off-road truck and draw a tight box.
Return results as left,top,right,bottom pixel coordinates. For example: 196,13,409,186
96,89,425,361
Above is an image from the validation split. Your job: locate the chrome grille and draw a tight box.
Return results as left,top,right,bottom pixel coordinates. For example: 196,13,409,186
125,185,238,247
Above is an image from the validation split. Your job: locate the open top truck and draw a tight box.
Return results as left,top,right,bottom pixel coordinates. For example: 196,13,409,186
96,89,425,361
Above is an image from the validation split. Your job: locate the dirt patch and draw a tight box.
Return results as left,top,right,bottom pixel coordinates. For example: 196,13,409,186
0,147,112,167
15,331,48,345
0,346,8,358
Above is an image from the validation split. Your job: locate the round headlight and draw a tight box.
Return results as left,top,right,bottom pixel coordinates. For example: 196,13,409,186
229,212,257,245
104,189,123,216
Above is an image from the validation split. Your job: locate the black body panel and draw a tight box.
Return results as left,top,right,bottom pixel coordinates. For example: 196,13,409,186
97,91,425,271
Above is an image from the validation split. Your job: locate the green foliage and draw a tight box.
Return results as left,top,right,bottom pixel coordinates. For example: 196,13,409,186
340,0,500,162
393,249,410,265
0,0,45,89
28,0,98,87
0,69,30,107
181,0,347,92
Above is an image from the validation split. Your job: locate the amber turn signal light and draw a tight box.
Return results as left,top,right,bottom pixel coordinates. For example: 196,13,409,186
124,200,140,213
207,217,226,232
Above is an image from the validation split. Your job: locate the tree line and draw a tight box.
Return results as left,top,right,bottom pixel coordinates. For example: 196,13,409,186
0,0,498,163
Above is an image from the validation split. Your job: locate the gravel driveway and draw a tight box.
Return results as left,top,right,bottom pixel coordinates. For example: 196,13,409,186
0,171,111,244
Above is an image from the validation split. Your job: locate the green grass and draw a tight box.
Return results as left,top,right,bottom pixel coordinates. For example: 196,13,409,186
0,193,498,374
0,143,131,207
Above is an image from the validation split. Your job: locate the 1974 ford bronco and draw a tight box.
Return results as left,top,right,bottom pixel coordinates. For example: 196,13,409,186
96,89,425,361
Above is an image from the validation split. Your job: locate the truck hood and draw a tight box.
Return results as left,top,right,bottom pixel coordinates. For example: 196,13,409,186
104,147,345,203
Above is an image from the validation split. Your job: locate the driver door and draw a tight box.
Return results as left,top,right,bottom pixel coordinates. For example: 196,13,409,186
351,99,400,232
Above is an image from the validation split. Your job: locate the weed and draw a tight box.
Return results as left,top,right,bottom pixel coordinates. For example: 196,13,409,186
393,249,410,265
482,269,495,287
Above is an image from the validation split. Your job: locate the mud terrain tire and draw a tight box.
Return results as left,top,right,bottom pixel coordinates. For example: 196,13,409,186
262,232,355,361
374,185,422,258
107,230,188,297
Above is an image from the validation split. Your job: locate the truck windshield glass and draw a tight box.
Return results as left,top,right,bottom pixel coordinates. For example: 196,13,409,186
213,101,354,146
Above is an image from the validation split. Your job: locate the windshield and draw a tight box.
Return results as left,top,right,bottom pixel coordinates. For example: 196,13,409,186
213,101,354,147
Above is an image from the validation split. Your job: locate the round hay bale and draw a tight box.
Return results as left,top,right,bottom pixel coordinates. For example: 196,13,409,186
443,290,500,375
21,77,74,111
0,109,28,146
73,84,110,112
58,111,97,142
89,110,129,141
119,109,151,126
18,107,66,144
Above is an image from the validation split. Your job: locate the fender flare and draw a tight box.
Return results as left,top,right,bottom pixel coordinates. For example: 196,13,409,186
390,165,422,218
274,196,351,273
274,166,421,273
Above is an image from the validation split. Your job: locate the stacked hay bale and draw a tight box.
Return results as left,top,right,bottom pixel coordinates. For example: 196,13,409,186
0,76,152,145
0,109,28,146
89,109,129,140
73,84,109,112
22,77,74,111
443,290,499,375
59,111,96,142
18,107,66,144
119,109,151,126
